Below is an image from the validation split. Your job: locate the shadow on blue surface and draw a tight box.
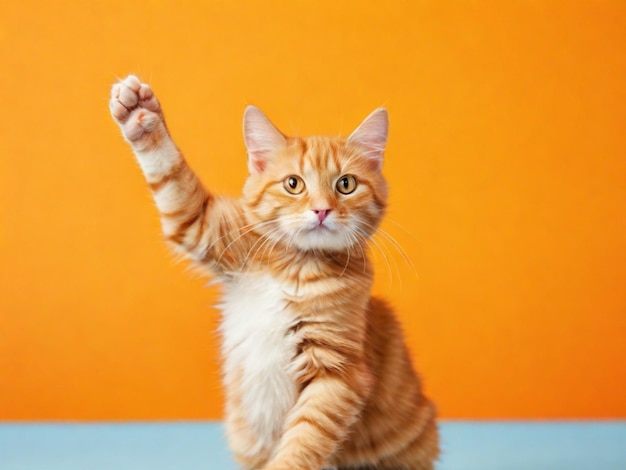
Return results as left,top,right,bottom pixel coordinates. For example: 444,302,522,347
0,421,624,469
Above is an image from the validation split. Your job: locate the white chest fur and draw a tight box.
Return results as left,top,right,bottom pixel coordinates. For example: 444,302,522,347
219,273,298,451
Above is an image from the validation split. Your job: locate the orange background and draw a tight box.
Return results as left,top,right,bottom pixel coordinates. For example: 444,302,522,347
1,1,625,421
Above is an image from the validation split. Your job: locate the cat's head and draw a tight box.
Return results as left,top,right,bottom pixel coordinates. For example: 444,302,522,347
242,107,388,252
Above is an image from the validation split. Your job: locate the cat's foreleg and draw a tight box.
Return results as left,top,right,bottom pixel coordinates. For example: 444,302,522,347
263,364,372,470
109,75,221,262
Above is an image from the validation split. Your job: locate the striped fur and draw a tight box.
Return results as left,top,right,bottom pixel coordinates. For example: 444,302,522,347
110,75,439,469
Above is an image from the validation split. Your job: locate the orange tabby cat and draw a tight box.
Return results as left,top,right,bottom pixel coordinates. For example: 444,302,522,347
110,75,439,469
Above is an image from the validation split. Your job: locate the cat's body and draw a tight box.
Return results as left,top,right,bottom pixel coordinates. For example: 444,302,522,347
110,75,439,469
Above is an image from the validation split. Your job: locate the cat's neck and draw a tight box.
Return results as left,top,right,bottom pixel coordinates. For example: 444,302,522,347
246,239,372,282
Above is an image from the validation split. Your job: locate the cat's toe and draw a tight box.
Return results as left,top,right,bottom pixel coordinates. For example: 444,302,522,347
110,75,165,144
138,83,160,113
121,74,141,92
138,83,152,100
110,75,145,120
109,86,130,122
117,79,140,110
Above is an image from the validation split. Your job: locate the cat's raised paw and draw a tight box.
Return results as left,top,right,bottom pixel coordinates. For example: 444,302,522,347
110,75,164,144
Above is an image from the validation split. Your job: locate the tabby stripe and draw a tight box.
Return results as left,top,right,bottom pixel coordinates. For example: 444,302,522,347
297,139,308,174
292,416,336,441
331,150,342,174
160,207,188,219
148,161,185,192
385,400,437,461
189,194,213,251
165,231,184,245
298,271,331,284
297,138,308,158
356,179,387,210
320,405,346,430
298,337,359,358
369,387,427,457
288,320,325,335
299,374,362,409
247,179,282,209
175,199,206,235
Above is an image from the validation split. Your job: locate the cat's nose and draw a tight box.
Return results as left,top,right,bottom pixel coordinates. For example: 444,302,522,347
313,209,332,224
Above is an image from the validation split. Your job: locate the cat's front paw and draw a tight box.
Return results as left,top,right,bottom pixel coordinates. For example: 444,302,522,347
110,75,165,146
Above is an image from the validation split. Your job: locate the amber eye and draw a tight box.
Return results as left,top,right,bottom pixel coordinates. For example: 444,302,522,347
283,175,305,194
336,175,357,195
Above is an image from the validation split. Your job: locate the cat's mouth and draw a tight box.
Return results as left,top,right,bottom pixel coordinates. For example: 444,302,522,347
308,221,336,233
288,223,351,251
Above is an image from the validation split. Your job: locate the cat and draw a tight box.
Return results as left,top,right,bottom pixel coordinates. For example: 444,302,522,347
109,75,439,470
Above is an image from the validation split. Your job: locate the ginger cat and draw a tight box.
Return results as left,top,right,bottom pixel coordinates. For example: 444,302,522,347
110,75,439,469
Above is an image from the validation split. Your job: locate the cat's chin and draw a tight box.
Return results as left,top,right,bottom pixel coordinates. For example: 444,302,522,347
289,227,356,252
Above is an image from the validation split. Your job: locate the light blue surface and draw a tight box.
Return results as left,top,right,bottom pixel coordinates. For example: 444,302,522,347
0,421,624,469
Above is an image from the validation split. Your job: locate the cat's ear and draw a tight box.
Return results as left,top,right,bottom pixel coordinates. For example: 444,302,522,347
347,108,388,171
243,106,287,174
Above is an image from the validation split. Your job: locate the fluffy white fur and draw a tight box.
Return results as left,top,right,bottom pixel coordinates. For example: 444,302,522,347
219,273,298,454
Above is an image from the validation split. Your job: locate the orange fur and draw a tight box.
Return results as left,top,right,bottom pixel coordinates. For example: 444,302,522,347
110,75,439,469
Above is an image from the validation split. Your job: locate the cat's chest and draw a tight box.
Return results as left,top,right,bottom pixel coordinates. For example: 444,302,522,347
219,273,298,447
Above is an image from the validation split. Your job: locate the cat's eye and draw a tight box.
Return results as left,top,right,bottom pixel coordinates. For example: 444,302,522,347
283,175,305,195
336,175,357,195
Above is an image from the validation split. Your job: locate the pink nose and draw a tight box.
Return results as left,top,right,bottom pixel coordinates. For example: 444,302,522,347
313,209,331,224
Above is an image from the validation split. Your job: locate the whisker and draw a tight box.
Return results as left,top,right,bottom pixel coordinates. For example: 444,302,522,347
360,221,418,280
382,217,418,241
214,220,274,266
243,225,284,269
373,232,402,290
375,227,418,280
339,234,351,277
356,227,394,288
348,229,368,273
254,225,289,265
205,219,270,256
261,230,284,263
